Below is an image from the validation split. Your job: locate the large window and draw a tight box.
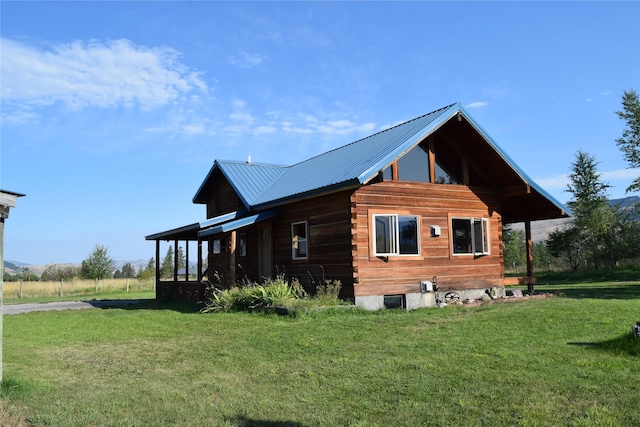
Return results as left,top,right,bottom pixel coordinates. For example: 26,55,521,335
291,221,308,260
451,217,489,255
373,214,420,256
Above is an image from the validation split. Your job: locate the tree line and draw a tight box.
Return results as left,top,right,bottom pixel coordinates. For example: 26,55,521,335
3,243,195,282
504,89,640,272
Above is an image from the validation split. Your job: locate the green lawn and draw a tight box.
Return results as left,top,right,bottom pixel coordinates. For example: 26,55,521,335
2,283,640,426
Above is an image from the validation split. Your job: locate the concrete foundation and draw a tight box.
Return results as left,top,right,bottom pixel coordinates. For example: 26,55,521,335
354,286,506,311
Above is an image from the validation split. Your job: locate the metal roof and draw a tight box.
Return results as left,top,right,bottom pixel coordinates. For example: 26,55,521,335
192,102,571,219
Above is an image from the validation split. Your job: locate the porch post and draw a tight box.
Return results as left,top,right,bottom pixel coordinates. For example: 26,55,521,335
173,240,179,283
525,220,534,293
229,230,237,285
155,240,160,299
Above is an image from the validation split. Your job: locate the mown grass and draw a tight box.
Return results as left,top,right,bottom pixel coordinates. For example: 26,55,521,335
1,283,640,426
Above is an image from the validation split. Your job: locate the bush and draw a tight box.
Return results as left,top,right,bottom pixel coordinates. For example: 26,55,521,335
200,275,344,313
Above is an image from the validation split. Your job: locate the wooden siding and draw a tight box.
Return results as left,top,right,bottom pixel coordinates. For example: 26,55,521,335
351,181,504,297
270,191,355,295
204,170,245,218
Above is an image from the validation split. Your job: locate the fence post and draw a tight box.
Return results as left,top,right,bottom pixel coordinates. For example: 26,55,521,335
19,279,23,298
126,278,129,293
95,278,98,294
60,279,63,297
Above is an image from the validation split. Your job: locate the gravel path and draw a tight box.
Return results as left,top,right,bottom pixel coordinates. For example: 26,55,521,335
3,300,145,315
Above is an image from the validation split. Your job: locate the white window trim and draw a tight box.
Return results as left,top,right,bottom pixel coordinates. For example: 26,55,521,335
291,221,308,260
372,214,421,257
451,217,490,256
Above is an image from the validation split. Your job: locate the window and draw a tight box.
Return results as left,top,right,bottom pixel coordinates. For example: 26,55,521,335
212,238,228,255
451,218,489,255
398,143,430,183
238,233,247,257
291,221,308,259
373,214,420,256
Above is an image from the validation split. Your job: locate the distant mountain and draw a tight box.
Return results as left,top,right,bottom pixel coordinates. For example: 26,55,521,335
610,196,639,208
511,195,639,242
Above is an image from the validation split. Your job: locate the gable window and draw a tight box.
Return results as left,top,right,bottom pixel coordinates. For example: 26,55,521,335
398,142,430,183
291,221,308,260
373,214,420,256
451,218,489,255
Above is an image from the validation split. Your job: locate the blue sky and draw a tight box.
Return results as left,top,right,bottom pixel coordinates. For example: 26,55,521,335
1,1,639,266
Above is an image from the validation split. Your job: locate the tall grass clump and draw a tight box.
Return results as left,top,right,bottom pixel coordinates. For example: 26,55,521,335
3,278,155,299
200,275,344,313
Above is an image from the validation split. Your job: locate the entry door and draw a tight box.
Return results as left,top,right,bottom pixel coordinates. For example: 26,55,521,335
258,225,272,280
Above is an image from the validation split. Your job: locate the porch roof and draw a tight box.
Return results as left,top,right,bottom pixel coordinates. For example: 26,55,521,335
145,208,281,241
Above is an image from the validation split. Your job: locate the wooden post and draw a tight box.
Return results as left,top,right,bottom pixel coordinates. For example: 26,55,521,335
173,240,179,283
60,279,64,297
525,220,534,294
95,278,99,293
155,240,160,296
428,137,436,183
19,279,23,299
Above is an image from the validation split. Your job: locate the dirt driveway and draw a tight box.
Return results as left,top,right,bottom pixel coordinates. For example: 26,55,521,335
3,300,144,315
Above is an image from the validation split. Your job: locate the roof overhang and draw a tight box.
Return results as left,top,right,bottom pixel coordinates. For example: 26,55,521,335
198,208,281,237
145,208,281,241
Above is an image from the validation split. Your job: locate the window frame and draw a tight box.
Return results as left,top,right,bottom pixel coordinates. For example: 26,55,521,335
371,213,421,257
450,216,490,256
291,220,308,260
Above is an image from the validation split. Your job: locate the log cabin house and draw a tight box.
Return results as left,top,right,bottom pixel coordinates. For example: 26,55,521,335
146,102,570,309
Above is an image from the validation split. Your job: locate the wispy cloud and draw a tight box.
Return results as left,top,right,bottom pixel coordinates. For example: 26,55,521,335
536,168,640,189
1,38,208,114
230,51,266,68
465,101,488,109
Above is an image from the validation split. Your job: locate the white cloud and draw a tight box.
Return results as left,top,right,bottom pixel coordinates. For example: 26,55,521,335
536,168,640,189
600,91,612,96
230,51,266,68
1,38,207,113
602,168,640,181
465,101,488,109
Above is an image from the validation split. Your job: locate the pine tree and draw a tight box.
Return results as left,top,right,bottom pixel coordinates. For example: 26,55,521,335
160,246,174,278
566,151,613,270
615,89,640,193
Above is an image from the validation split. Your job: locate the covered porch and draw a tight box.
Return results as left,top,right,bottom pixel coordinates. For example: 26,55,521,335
145,209,280,302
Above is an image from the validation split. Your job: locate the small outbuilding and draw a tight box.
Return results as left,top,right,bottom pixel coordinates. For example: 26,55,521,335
146,103,570,309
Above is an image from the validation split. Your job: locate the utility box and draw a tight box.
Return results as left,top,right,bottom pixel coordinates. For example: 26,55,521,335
420,280,433,293
430,225,441,237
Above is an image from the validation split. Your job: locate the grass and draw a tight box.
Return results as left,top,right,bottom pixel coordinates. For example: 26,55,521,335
1,282,640,426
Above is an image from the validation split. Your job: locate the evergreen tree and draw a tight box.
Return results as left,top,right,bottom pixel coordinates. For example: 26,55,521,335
177,246,186,271
160,246,174,278
566,151,613,270
121,262,136,278
615,89,640,193
138,257,156,280
81,244,115,280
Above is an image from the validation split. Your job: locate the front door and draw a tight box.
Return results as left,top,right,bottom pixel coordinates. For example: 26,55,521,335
258,224,272,281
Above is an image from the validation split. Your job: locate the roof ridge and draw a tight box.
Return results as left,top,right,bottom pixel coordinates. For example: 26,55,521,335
288,103,459,168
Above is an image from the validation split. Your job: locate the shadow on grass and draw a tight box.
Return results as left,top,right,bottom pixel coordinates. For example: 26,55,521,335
568,333,640,357
537,283,640,300
86,299,202,314
228,415,304,427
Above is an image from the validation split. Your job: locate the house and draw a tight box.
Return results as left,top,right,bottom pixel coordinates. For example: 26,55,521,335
146,103,571,309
